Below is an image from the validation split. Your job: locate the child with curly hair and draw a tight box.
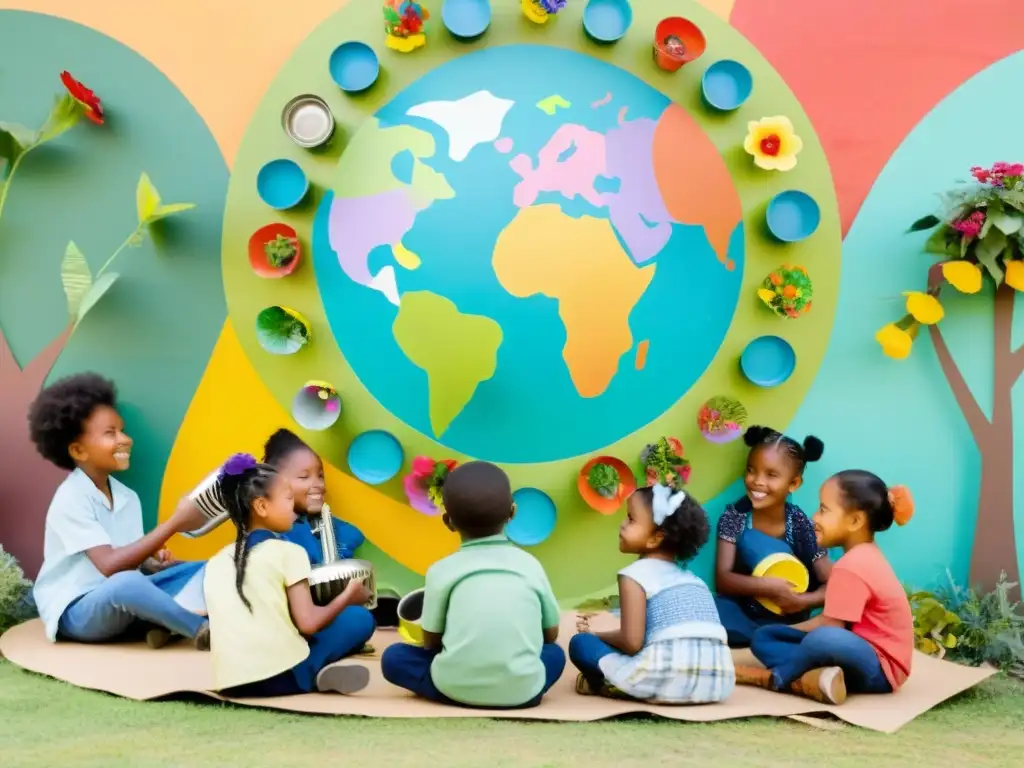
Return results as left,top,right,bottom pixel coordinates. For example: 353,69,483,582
714,425,833,647
30,373,210,648
203,454,376,697
569,485,734,704
737,470,915,704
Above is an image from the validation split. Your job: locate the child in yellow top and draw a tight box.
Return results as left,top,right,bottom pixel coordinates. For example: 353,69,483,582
203,453,376,696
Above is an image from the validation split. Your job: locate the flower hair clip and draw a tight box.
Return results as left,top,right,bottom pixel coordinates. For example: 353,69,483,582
221,452,258,478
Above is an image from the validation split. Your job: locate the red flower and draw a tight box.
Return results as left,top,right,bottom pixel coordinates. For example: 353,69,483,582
60,71,104,125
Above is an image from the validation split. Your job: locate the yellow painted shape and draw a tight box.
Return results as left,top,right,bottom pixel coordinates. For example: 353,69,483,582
493,205,654,399
536,95,571,115
392,291,503,438
695,0,736,21
392,242,422,270
158,319,458,572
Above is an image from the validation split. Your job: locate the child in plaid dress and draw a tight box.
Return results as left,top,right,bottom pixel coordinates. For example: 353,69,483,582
569,484,734,704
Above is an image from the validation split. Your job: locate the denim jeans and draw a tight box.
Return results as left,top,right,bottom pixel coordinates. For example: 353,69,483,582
714,595,805,648
221,606,376,697
381,642,566,709
57,570,206,642
568,633,618,690
750,624,892,693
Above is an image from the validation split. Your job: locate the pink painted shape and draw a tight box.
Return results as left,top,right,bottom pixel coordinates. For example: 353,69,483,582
591,92,612,108
493,137,514,154
509,124,607,208
328,188,420,286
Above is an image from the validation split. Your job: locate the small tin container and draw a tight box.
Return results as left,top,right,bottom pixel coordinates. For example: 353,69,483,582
281,94,335,149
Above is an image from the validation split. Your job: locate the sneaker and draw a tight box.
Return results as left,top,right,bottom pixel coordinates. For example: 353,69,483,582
793,666,847,705
575,673,596,696
145,628,172,649
357,642,376,656
315,663,370,695
734,664,772,689
194,622,211,651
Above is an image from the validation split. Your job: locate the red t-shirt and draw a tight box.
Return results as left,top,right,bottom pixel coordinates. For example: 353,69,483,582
823,543,913,690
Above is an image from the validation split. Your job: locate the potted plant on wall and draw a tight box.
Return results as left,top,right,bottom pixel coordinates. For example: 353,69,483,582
640,437,691,489
263,233,298,270
578,456,636,515
877,162,1024,592
403,456,457,515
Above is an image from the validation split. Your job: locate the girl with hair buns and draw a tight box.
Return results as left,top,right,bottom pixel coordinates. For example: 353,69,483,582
714,425,833,648
737,470,915,705
202,453,376,697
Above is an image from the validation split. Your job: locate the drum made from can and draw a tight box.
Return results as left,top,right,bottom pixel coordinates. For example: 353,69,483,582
182,469,230,538
308,559,377,609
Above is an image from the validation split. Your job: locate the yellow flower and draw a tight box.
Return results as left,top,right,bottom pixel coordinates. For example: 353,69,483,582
904,291,944,325
875,322,917,360
743,116,803,172
757,288,775,305
1006,260,1024,292
386,33,426,53
941,260,982,294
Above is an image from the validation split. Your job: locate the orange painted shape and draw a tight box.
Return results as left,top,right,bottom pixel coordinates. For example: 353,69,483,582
635,339,650,370
493,205,655,399
731,0,1024,234
158,319,459,573
653,104,742,267
694,0,736,21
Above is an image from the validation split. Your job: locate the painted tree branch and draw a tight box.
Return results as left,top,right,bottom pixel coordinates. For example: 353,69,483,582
928,323,991,444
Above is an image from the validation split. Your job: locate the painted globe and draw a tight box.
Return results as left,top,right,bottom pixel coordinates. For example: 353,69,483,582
313,45,743,463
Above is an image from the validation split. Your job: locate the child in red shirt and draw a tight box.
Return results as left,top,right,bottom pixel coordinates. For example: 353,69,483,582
734,470,914,705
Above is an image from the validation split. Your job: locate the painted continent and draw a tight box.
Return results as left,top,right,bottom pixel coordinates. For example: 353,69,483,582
492,205,655,398
392,291,503,438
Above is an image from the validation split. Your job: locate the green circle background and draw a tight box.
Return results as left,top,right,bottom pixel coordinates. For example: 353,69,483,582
222,0,841,601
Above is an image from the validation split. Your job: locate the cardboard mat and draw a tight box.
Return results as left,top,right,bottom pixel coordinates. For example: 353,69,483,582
0,613,993,733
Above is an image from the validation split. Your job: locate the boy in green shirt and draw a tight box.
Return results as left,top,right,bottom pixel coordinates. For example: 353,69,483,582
381,461,565,708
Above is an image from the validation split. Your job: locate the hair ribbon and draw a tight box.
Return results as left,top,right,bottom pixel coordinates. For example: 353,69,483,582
652,484,686,526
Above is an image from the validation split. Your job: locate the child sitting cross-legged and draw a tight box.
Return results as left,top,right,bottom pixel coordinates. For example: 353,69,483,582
30,373,211,649
736,470,914,705
569,484,735,704
204,454,376,697
381,461,566,708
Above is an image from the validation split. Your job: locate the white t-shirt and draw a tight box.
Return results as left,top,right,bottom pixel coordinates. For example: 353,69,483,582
33,469,145,641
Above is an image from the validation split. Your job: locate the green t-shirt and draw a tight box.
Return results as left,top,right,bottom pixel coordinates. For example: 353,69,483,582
422,534,561,707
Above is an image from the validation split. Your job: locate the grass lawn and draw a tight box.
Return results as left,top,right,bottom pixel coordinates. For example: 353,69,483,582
1,660,1022,767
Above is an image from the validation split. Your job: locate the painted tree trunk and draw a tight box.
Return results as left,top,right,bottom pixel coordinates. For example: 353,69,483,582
0,327,70,578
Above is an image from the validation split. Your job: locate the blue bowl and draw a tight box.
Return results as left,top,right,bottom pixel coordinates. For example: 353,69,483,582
347,430,404,485
583,0,633,43
766,190,821,242
701,59,753,111
328,41,380,93
505,488,557,547
740,335,796,388
256,159,309,210
442,0,491,39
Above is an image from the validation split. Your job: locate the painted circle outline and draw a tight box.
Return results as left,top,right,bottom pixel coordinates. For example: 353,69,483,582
221,0,842,599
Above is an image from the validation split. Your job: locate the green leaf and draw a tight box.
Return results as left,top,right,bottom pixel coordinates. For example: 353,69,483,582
976,229,1007,285
908,214,941,232
924,224,959,257
136,172,162,224
149,202,196,222
0,121,38,166
74,272,120,328
37,93,83,145
60,241,93,321
990,209,1024,236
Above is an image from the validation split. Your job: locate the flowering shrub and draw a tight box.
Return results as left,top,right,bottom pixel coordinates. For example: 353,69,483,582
0,545,35,635
876,162,1024,358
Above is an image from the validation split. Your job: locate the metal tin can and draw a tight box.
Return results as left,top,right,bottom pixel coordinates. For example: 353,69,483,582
281,94,335,149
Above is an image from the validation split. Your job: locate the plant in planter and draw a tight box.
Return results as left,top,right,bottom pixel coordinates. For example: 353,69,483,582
907,588,961,659
1,545,36,635
383,0,429,53
876,162,1024,591
403,456,457,515
263,234,298,269
586,462,621,500
640,437,691,489
757,265,813,318
522,0,567,24
697,396,748,443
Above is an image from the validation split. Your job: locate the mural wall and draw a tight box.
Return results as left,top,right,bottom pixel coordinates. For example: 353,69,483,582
1,0,1022,605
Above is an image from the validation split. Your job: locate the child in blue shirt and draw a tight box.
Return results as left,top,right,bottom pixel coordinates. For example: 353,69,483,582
30,373,209,648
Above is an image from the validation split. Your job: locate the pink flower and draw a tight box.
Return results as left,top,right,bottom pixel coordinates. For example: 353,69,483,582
403,456,457,515
971,166,990,183
952,209,985,238
410,455,437,479
403,473,439,515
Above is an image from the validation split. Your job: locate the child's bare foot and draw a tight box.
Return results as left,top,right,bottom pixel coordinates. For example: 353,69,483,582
146,628,172,649
194,622,211,651
734,664,772,689
316,663,370,695
791,666,846,705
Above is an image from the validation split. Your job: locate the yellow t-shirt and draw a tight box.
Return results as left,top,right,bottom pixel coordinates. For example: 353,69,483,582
203,538,312,690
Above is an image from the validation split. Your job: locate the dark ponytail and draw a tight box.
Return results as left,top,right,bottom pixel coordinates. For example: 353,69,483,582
743,425,824,476
832,470,915,533
218,454,278,611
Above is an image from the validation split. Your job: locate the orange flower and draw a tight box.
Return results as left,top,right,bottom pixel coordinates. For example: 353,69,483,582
782,285,798,298
802,301,812,313
888,485,914,526
60,71,104,125
769,272,782,285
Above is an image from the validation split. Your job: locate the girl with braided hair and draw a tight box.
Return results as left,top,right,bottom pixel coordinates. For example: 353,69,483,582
713,425,834,648
202,453,376,697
